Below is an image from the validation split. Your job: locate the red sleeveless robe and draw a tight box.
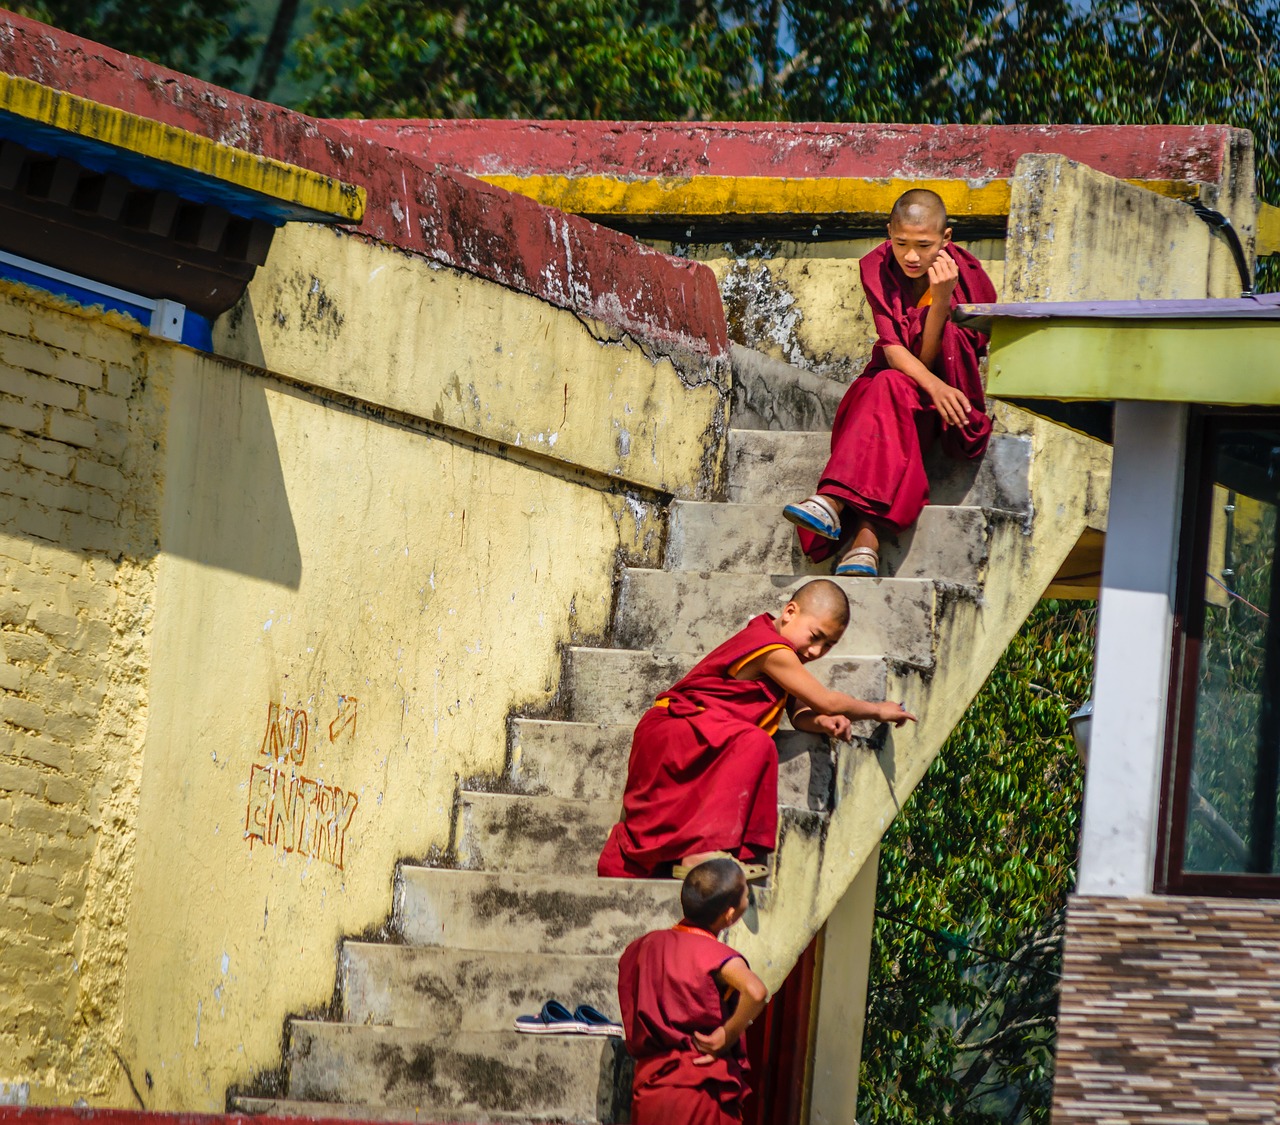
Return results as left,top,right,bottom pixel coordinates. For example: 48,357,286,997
618,924,751,1124
798,240,998,562
597,614,793,878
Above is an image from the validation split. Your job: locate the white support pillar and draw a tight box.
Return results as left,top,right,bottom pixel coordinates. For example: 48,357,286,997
1077,401,1188,896
808,845,879,1125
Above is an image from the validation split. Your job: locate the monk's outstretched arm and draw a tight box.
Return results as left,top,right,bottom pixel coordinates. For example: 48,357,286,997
692,957,769,1063
756,649,916,726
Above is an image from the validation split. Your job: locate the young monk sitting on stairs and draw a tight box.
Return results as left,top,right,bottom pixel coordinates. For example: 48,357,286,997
597,579,915,881
783,187,998,577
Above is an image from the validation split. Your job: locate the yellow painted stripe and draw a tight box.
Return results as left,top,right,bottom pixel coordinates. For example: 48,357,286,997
1258,202,1280,256
987,318,1280,405
477,173,1197,220
0,72,365,223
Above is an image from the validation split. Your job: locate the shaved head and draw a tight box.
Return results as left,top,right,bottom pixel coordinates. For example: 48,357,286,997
889,188,949,233
790,579,850,628
681,858,747,928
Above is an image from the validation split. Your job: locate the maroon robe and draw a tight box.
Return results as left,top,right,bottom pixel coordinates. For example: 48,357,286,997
597,614,793,878
798,240,998,562
618,924,751,1124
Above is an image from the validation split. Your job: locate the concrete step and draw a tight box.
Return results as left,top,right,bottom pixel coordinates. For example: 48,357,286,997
667,500,997,581
564,648,888,725
236,1097,599,1124
725,427,1033,512
341,943,618,1031
507,719,841,811
233,1098,441,1122
508,719,634,802
286,1022,629,1122
729,342,847,432
397,867,680,954
457,793,616,876
614,570,942,668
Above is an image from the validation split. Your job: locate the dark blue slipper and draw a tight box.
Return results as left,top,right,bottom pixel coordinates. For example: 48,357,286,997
573,1004,623,1038
514,999,586,1034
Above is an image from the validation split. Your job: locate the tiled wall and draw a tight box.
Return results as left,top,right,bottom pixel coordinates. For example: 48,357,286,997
1053,894,1280,1123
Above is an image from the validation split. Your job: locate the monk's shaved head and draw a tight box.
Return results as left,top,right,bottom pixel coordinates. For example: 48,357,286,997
790,579,851,628
681,858,747,927
889,188,949,233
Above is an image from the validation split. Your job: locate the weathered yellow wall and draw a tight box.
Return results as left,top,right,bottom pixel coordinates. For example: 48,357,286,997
648,237,1006,379
0,220,726,1109
0,292,162,1106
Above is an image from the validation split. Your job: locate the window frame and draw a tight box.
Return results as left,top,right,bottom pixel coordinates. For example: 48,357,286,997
1156,406,1280,896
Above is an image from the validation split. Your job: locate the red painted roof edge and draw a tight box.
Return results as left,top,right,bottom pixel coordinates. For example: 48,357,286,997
344,119,1242,187
0,13,728,361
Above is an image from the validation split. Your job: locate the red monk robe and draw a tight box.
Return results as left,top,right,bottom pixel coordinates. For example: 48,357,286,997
597,614,793,878
618,923,752,1124
798,240,998,562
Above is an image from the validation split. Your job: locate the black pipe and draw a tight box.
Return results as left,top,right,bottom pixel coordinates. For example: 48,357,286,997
1189,200,1255,297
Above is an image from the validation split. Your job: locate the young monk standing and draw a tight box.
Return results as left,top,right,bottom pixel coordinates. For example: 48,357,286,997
597,579,914,880
783,188,998,576
617,858,768,1123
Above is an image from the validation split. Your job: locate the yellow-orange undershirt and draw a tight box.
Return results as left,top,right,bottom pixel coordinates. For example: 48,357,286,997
654,642,792,736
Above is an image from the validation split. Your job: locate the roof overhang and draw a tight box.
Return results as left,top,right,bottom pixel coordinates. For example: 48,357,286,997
0,72,366,318
961,295,1280,407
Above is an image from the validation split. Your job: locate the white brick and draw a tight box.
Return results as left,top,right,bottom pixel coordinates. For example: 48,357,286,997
104,364,135,397
18,446,71,478
73,459,124,493
64,513,118,554
0,366,79,411
82,490,118,522
46,413,96,449
0,399,45,435
2,336,100,388
83,391,127,425
12,501,62,543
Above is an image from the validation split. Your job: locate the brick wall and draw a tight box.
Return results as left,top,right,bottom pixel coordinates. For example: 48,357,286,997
1053,894,1280,1123
0,285,161,1100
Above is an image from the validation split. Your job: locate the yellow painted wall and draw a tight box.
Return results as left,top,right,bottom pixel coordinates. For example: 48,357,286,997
0,220,726,1108
648,237,1006,380
0,292,162,1106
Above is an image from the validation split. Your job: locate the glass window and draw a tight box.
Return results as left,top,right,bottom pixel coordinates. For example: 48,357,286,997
1161,414,1280,891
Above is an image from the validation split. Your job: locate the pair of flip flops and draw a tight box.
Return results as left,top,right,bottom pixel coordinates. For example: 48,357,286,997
783,496,880,577
672,852,768,884
514,1000,622,1037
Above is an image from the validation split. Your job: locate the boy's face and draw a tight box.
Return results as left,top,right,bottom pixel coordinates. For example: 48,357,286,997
888,218,953,281
778,603,846,663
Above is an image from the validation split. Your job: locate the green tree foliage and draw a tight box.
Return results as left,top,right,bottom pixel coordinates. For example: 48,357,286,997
295,0,727,117
15,0,259,85
858,601,1094,1124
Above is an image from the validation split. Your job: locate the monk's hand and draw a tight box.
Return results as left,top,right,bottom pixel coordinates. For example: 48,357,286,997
692,1026,730,1063
927,377,972,430
813,714,853,742
877,701,917,727
928,249,959,300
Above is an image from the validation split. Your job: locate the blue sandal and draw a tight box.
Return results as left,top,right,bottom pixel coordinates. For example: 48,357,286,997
514,999,586,1034
783,495,842,540
573,1004,624,1038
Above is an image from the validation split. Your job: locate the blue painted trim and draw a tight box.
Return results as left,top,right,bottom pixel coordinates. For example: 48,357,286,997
0,260,213,352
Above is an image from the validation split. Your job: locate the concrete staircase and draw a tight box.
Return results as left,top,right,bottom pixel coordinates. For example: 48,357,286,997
233,349,1108,1123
